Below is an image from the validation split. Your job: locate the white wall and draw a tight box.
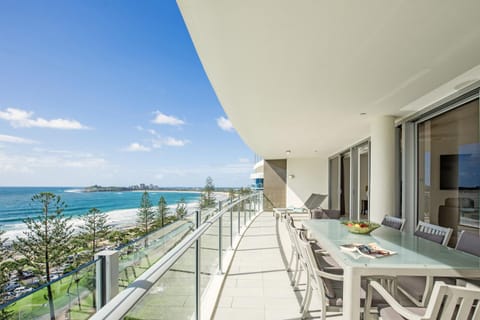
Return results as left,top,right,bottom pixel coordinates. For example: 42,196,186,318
286,157,329,208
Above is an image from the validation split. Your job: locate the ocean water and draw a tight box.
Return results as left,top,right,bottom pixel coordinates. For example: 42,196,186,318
0,187,201,230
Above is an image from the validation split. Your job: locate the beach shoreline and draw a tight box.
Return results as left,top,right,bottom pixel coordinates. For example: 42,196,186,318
2,192,228,242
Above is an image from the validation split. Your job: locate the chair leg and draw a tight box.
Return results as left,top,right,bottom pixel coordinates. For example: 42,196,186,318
291,255,299,286
364,280,373,320
300,275,311,312
295,265,303,288
287,248,294,272
301,284,313,319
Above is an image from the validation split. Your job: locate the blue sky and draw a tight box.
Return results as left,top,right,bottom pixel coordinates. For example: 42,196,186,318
0,1,254,187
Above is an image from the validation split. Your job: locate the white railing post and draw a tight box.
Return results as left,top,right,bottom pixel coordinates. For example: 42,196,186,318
230,198,233,248
195,210,201,320
95,250,119,309
243,200,246,226
237,200,241,234
218,202,223,274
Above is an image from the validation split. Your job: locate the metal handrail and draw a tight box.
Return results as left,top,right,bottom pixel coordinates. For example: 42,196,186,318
91,193,259,319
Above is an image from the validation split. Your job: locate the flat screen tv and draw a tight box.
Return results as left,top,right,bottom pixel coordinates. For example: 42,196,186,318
440,154,480,190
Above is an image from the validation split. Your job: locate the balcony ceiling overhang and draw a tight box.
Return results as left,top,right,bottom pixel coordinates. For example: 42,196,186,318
177,1,480,159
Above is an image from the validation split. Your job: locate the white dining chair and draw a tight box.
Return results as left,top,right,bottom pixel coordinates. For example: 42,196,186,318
456,230,480,257
397,221,453,307
284,215,308,288
414,221,453,246
365,280,480,320
381,215,406,231
297,229,344,319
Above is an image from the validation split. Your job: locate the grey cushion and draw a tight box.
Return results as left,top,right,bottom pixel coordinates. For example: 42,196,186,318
380,306,425,320
397,276,426,301
314,252,341,269
312,245,343,299
414,230,445,244
323,209,341,219
311,208,327,219
456,231,480,257
398,276,455,302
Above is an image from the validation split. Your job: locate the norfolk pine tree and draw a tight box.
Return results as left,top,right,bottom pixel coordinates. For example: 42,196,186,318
13,192,73,320
0,227,14,320
80,208,111,259
200,176,216,208
175,198,187,219
137,191,155,246
156,196,169,228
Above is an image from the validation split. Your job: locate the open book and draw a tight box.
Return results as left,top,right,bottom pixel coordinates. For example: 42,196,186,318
340,243,396,259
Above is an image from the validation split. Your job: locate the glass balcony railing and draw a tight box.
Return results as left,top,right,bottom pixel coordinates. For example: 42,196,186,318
0,259,98,319
117,220,195,289
0,192,263,320
93,192,263,320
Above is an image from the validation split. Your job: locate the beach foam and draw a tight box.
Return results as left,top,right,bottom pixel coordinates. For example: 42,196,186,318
2,199,206,242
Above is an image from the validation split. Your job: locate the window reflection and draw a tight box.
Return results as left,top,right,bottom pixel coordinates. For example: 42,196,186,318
417,98,480,246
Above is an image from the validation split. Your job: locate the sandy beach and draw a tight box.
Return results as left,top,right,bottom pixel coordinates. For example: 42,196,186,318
2,192,228,242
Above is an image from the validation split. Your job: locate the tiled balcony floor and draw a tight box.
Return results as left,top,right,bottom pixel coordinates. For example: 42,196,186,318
213,212,342,320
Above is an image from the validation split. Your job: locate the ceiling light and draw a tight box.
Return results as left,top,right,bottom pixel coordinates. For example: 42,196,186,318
285,150,291,155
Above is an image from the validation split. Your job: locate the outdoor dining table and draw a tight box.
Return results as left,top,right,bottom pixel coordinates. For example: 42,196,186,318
302,219,480,320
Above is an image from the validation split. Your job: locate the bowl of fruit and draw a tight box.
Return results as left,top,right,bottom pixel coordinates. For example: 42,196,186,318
341,221,380,234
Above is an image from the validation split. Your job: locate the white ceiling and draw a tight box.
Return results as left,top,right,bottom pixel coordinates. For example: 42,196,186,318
177,0,480,159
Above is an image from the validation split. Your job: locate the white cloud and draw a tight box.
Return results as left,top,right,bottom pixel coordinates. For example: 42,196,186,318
239,157,250,163
163,137,189,147
0,107,89,129
124,143,151,152
0,134,36,144
152,111,185,126
0,149,107,173
217,116,234,132
152,136,189,148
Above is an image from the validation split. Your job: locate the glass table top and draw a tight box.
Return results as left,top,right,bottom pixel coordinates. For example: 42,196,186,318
303,219,480,270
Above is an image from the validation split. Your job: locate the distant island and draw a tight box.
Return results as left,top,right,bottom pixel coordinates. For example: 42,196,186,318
82,184,204,192
81,184,241,193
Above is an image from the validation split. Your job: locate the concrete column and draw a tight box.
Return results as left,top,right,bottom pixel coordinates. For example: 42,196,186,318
370,116,396,223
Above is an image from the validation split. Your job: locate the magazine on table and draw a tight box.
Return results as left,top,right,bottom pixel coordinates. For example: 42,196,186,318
340,243,396,259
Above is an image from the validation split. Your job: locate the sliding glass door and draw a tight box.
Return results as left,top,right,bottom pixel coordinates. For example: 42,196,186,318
329,141,370,220
417,97,480,246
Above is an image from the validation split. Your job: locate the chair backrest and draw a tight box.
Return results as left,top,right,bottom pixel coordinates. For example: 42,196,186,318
285,215,303,255
456,230,480,257
423,282,480,320
284,215,296,248
414,221,453,246
297,230,342,299
381,215,406,231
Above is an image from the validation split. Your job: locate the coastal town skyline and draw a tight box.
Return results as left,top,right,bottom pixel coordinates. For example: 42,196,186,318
0,1,254,187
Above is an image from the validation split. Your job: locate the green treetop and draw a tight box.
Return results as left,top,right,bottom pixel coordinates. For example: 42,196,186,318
79,208,111,259
156,196,169,228
176,198,187,219
200,176,216,208
137,191,156,237
13,192,73,320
